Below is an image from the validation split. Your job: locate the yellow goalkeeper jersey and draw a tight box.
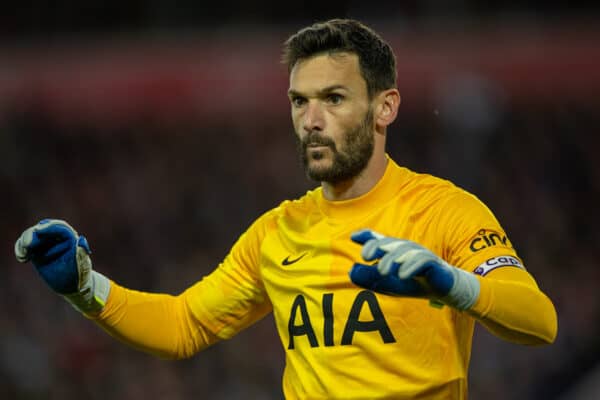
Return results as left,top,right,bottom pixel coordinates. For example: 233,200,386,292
180,156,524,399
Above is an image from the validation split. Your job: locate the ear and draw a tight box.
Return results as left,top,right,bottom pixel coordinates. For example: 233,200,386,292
375,89,401,129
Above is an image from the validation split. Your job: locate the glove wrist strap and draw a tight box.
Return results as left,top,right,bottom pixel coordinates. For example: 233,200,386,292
440,268,480,311
63,271,111,315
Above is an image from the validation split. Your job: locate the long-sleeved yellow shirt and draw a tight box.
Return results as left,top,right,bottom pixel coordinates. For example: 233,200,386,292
91,157,557,399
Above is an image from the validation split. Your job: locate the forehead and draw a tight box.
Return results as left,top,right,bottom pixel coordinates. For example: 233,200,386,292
289,52,366,94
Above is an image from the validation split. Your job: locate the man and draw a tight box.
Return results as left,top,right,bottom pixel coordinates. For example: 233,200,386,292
14,19,557,399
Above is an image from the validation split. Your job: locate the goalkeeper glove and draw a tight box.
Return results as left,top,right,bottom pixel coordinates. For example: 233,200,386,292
14,219,110,314
349,229,480,310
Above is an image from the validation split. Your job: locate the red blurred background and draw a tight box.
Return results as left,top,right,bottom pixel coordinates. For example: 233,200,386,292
1,3,599,399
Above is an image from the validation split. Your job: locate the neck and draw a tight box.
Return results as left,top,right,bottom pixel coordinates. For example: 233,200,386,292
321,152,388,201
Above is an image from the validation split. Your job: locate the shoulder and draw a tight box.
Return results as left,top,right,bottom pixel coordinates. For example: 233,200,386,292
273,187,322,217
394,165,498,226
395,166,476,209
250,187,322,231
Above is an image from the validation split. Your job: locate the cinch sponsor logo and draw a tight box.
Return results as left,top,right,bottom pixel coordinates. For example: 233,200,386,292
473,255,524,276
469,229,512,252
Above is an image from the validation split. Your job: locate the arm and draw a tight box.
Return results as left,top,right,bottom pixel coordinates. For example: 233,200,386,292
469,267,557,345
349,232,557,345
443,192,557,345
88,283,219,359
350,198,558,348
15,218,272,359
92,254,273,359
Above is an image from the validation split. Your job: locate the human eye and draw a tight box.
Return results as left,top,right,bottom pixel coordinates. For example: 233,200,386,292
326,93,344,105
291,96,307,107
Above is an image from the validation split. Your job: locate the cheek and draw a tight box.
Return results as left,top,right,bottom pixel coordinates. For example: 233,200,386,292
333,113,358,135
334,104,363,124
291,110,303,132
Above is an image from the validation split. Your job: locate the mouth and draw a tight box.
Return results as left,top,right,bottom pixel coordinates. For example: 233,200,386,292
307,144,330,149
306,145,332,159
304,144,331,161
305,138,333,148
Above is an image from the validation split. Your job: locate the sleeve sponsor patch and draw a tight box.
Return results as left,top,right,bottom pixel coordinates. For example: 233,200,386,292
469,229,512,253
473,255,524,276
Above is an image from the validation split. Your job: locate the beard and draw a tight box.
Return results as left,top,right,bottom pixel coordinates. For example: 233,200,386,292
296,108,375,184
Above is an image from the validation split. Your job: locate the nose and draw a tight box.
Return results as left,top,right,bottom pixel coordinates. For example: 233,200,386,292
302,101,325,132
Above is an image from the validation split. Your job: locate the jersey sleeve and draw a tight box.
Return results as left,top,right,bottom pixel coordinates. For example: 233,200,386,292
436,190,524,276
182,211,274,339
91,211,274,359
435,189,557,344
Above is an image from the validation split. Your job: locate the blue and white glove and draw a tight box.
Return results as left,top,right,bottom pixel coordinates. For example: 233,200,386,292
14,219,110,314
349,229,480,310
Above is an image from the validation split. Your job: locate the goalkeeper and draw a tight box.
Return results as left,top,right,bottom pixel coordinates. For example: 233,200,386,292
14,18,557,400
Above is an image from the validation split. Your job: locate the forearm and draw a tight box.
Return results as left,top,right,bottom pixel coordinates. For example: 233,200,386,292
468,269,557,345
88,281,219,359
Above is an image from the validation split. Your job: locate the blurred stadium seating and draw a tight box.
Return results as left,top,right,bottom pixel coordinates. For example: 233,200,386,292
1,2,599,399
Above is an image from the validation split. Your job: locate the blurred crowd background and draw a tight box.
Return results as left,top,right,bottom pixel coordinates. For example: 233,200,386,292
1,1,599,399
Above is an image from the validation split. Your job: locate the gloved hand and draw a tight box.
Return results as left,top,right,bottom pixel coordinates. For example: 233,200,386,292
15,219,110,314
349,229,480,310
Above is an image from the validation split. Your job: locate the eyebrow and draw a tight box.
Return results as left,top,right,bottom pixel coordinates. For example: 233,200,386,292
287,84,350,98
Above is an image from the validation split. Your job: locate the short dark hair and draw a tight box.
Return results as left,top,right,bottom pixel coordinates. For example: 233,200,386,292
282,18,397,99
